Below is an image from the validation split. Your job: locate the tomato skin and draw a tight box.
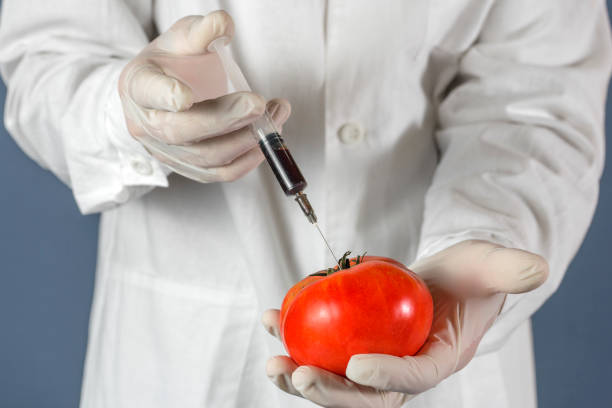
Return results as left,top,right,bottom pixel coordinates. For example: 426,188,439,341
280,257,433,376
279,275,324,339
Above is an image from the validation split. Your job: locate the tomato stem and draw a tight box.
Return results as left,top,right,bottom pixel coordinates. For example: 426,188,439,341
328,251,368,275
308,251,368,277
339,251,351,270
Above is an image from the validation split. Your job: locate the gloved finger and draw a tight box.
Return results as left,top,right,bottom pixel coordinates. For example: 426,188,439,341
153,143,263,183
262,309,282,340
147,91,266,145
152,11,234,55
477,246,549,294
346,339,456,394
265,97,292,126
207,145,264,182
410,240,549,297
291,365,408,408
125,64,194,112
175,98,291,167
174,126,257,167
266,356,301,397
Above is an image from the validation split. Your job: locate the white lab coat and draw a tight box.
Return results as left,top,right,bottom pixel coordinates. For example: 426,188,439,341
1,1,610,407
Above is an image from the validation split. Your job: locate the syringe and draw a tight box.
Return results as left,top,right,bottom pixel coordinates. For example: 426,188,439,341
210,39,339,265
250,112,339,264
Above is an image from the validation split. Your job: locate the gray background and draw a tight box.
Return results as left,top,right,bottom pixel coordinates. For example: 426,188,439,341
1,5,611,408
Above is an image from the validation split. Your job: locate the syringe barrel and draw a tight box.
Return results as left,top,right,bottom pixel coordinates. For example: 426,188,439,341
252,113,308,196
209,39,309,197
209,40,320,227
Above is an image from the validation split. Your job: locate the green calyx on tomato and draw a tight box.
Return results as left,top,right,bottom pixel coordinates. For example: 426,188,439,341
309,250,368,277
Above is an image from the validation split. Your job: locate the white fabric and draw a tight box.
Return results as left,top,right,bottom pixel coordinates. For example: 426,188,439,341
0,1,610,407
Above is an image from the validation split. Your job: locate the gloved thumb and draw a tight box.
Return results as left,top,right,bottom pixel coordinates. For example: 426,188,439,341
152,11,235,55
410,240,549,296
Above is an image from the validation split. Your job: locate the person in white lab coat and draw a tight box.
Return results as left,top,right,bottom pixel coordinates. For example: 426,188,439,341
0,1,610,407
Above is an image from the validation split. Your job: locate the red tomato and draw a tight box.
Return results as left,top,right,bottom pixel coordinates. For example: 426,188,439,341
280,254,433,376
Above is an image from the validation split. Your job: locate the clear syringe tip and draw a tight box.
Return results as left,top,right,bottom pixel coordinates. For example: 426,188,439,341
295,192,317,224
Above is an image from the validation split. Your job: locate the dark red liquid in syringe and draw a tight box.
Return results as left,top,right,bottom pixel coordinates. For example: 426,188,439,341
258,132,307,195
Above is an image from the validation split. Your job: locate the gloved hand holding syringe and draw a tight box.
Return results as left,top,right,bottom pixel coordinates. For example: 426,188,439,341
118,12,338,264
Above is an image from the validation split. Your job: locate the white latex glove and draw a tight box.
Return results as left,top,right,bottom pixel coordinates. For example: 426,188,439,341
262,240,549,407
119,11,291,182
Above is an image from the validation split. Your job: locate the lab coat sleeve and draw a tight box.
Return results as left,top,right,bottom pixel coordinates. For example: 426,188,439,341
0,0,169,214
417,0,612,353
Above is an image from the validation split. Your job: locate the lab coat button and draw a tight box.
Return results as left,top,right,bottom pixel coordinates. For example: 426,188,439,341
338,122,365,145
130,157,153,176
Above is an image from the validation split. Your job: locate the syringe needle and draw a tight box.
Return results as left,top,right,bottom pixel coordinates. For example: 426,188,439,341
294,193,341,268
314,222,341,269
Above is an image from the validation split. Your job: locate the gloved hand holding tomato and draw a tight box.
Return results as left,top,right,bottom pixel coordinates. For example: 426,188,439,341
262,240,549,407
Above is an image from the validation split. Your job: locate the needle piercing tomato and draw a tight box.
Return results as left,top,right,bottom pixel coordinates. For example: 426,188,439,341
280,252,433,376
